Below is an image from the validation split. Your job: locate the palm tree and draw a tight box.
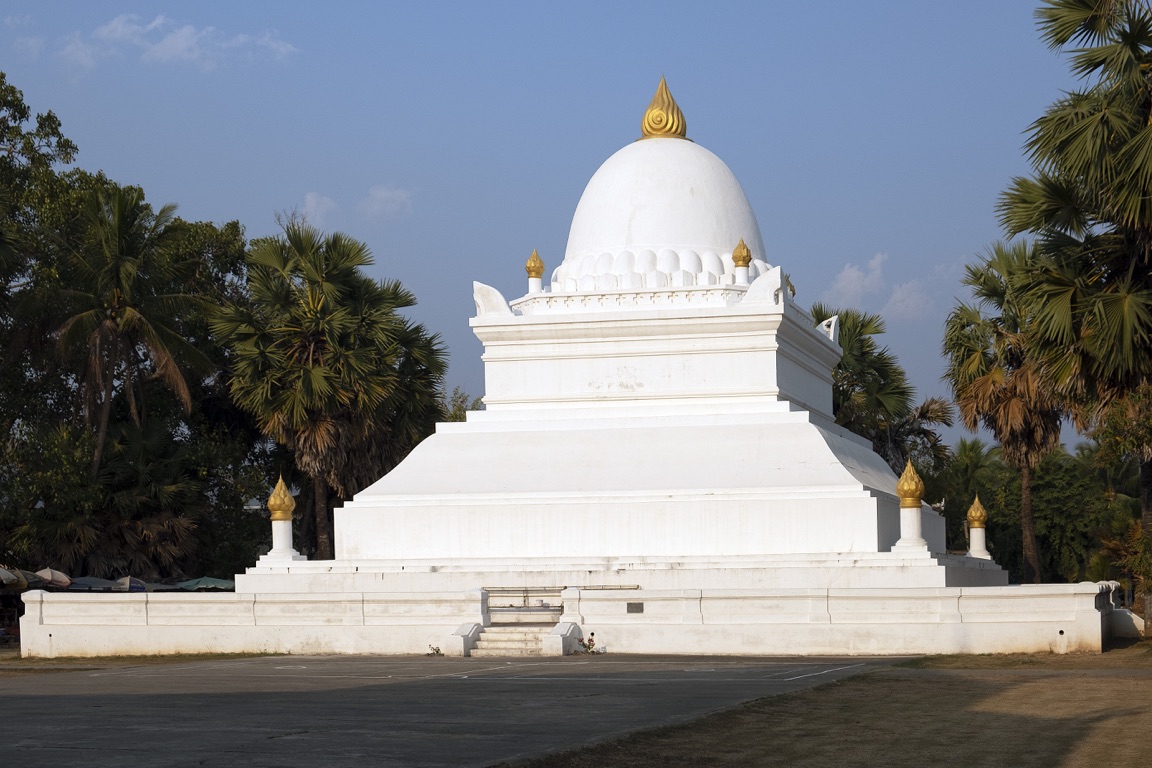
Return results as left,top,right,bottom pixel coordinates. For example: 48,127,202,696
55,185,209,476
949,438,999,506
943,241,1064,582
999,1,1152,534
810,304,951,473
212,223,446,559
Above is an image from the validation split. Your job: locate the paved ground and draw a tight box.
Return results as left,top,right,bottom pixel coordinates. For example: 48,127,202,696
1,654,890,767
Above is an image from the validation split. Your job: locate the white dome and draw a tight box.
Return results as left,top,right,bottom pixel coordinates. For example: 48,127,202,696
552,138,768,292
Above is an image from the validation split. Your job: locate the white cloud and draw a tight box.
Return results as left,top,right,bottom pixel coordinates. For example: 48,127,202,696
94,14,166,44
820,252,887,310
4,14,33,28
58,31,103,70
880,279,932,322
14,36,43,58
357,185,413,220
143,24,217,69
302,192,338,228
57,14,296,72
224,32,298,60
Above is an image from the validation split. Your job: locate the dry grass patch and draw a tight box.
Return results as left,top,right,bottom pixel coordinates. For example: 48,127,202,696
498,642,1152,768
898,638,1152,670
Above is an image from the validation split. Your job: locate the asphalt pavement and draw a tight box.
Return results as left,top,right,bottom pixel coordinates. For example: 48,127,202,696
2,654,890,767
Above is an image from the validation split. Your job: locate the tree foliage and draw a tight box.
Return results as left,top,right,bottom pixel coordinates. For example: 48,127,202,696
55,185,211,475
993,1,1152,600
943,241,1064,582
810,303,952,474
212,223,446,559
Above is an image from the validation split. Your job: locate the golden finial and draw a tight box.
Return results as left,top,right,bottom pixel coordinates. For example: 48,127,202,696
640,76,687,140
731,239,752,268
268,475,296,522
896,460,924,508
967,495,988,529
526,248,544,279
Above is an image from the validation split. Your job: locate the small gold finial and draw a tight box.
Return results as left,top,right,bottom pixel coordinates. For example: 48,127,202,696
268,475,296,522
967,495,988,529
526,249,545,279
731,239,752,268
896,460,924,508
640,76,687,140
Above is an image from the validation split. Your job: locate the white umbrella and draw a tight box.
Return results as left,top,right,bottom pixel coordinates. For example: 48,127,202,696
35,568,73,588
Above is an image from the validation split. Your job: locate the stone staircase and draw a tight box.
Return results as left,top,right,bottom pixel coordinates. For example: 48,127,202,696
470,587,563,657
470,623,554,657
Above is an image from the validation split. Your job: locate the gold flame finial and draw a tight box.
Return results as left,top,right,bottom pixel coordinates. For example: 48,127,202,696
268,475,296,522
526,248,545,279
640,76,687,140
967,495,988,529
732,239,752,268
896,460,924,508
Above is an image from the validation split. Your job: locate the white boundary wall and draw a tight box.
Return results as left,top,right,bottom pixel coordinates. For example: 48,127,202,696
21,582,1129,658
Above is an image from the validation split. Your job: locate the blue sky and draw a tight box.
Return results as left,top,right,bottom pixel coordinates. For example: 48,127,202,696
3,2,1077,443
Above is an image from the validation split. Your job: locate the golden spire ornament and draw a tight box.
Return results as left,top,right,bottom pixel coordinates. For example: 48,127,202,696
731,239,752,268
525,248,545,279
267,475,296,522
966,495,988,529
896,460,924,508
640,76,687,140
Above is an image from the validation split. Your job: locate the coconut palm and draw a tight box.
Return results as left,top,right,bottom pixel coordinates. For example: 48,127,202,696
212,223,446,559
55,185,209,476
943,241,1065,582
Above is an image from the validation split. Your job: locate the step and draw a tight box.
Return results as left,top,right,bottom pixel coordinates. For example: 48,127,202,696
470,647,544,657
488,608,563,624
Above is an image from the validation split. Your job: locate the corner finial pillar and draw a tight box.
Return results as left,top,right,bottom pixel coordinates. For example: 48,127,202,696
966,495,991,559
892,459,928,551
732,239,752,285
259,475,307,564
526,249,545,294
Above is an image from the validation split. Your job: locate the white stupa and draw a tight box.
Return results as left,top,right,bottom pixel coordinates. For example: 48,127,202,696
244,77,1003,589
22,80,1128,658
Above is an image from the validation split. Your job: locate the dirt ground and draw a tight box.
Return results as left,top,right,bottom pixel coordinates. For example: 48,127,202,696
5,643,1151,767
498,641,1152,768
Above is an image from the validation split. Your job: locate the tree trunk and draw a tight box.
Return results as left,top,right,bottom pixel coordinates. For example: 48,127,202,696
1140,457,1152,537
312,474,333,560
1140,458,1152,627
90,363,115,478
1020,465,1043,584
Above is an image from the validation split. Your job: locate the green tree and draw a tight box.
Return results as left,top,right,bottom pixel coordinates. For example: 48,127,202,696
810,303,951,473
213,223,446,559
977,445,1126,582
442,386,484,423
943,241,1064,582
0,71,77,223
55,185,210,476
931,438,1002,551
999,1,1152,532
